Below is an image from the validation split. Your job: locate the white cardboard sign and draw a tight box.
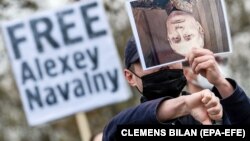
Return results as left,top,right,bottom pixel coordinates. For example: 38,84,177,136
2,0,131,126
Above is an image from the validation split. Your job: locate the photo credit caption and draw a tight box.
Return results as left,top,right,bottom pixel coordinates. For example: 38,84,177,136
116,125,249,140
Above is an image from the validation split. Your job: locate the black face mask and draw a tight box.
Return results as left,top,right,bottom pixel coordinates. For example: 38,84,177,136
133,69,187,100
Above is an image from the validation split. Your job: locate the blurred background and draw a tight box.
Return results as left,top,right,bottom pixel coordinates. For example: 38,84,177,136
0,0,250,140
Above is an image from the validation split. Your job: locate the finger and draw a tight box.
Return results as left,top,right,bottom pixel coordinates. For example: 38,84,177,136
201,91,213,104
205,100,218,109
204,96,219,109
187,48,214,65
194,60,214,74
191,55,215,72
202,95,212,105
207,106,221,115
209,114,223,121
208,108,223,121
201,118,212,125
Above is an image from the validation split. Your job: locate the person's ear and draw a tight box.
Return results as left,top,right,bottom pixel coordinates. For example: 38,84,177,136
196,21,204,35
124,69,137,87
168,37,173,47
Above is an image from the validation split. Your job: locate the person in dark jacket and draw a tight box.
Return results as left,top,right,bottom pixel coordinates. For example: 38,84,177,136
102,36,250,141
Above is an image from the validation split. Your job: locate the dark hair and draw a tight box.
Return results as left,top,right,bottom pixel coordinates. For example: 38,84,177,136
124,36,140,69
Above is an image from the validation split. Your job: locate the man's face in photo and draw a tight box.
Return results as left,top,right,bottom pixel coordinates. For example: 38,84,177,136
166,11,204,57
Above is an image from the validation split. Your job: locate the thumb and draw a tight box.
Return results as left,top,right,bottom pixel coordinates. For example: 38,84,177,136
201,118,212,125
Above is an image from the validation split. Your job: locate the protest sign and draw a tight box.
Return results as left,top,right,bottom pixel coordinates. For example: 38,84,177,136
2,0,131,126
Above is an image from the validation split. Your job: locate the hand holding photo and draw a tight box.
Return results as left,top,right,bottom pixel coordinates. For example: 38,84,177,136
125,0,232,70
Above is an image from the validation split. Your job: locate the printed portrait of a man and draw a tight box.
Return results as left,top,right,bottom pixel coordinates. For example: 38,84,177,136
126,0,232,70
